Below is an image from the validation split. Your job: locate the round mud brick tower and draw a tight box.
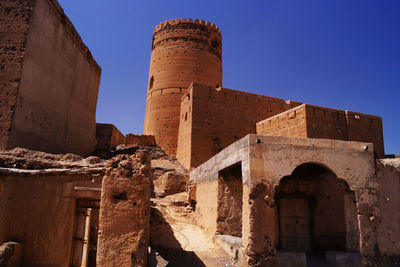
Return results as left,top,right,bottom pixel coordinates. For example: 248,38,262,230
144,18,222,156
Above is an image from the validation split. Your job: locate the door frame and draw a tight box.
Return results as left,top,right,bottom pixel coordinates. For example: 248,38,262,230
276,192,316,252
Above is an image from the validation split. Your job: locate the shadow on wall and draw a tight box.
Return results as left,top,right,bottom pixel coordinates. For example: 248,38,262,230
149,208,206,267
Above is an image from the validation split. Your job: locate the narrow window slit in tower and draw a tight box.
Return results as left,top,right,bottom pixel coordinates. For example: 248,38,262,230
148,76,154,91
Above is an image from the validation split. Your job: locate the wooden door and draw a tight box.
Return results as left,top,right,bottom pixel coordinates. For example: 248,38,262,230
279,198,311,251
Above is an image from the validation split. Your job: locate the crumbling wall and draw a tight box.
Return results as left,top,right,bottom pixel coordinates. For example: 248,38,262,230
177,83,301,169
373,159,400,264
216,163,243,237
4,0,101,156
144,19,223,156
125,134,156,147
0,0,34,149
0,241,22,267
97,152,151,267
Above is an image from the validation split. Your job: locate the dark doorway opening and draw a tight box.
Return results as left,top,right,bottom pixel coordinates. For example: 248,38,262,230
276,163,350,254
71,199,100,267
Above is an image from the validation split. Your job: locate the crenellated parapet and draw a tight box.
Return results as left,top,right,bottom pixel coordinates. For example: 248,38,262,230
153,18,221,34
151,18,222,60
144,18,223,156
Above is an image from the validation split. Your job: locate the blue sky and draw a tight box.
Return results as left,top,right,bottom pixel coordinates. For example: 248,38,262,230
58,0,399,154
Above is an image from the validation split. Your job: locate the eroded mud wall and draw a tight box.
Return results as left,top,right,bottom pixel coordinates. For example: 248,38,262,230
97,152,151,266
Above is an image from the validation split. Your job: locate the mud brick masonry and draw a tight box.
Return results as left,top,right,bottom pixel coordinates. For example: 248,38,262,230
144,18,222,156
0,0,101,156
0,3,398,266
144,19,384,170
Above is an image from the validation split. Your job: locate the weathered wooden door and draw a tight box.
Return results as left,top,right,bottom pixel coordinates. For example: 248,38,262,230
279,198,311,251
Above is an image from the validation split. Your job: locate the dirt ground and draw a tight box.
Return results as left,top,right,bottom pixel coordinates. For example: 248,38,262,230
149,193,238,267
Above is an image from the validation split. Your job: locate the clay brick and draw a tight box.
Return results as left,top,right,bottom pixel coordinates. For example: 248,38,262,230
144,19,222,156
0,0,34,150
125,134,156,147
256,104,384,158
97,152,151,266
96,124,125,152
0,0,101,156
177,83,301,169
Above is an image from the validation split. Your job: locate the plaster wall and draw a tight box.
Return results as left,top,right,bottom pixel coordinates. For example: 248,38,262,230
191,136,250,235
0,170,102,266
177,83,301,169
191,135,376,265
194,180,219,235
144,19,222,156
6,0,101,156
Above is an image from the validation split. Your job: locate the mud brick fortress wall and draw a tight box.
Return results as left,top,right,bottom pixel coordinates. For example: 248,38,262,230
144,19,222,156
0,0,101,156
177,83,301,169
256,104,384,158
144,19,386,171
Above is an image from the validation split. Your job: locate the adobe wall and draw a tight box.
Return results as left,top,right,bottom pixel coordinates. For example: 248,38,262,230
177,83,301,169
346,110,384,158
0,0,35,149
246,135,377,265
144,19,222,156
255,104,309,138
96,123,125,152
191,136,250,235
374,159,400,264
191,135,378,265
97,152,151,267
194,180,219,235
125,133,156,147
0,169,103,267
256,104,385,158
176,92,193,169
4,0,101,156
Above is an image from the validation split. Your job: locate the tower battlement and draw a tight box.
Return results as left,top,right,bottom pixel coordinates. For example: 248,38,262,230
153,18,221,35
144,18,223,155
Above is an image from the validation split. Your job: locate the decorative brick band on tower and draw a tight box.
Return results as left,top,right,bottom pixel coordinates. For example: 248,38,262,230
144,18,223,156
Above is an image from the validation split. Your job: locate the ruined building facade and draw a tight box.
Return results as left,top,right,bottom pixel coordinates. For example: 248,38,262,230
0,3,399,266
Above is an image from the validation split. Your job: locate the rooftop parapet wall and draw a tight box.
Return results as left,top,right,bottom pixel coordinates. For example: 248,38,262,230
152,18,222,59
176,83,302,169
256,104,385,158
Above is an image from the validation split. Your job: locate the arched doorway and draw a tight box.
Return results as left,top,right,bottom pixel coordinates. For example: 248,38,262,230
275,163,354,254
